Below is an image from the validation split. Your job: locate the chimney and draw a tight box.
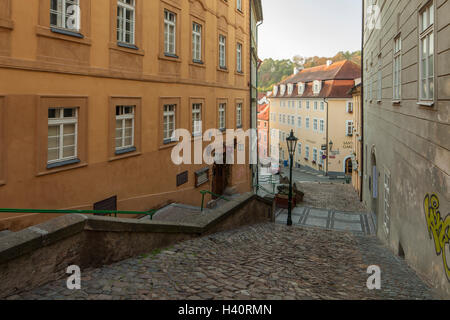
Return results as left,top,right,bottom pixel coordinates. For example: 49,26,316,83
293,67,299,75
326,60,333,67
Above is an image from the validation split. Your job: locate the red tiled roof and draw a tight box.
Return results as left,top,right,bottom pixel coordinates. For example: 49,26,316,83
271,60,361,99
257,104,269,121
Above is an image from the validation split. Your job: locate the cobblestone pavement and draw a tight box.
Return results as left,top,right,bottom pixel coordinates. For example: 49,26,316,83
10,223,435,300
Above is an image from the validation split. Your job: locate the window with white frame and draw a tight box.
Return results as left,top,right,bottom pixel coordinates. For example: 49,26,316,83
192,22,202,61
297,116,302,128
298,143,302,157
419,2,434,102
319,151,324,165
314,101,318,110
279,114,282,122
117,0,135,44
164,10,176,55
346,120,354,136
319,119,325,133
313,80,321,94
393,36,402,100
320,101,324,111
384,170,391,235
346,101,354,113
283,114,286,124
298,101,302,109
51,0,80,31
236,103,242,127
305,146,310,160
273,85,278,96
306,101,310,109
219,103,226,130
47,108,78,164
219,35,227,68
377,54,382,101
313,148,318,163
164,104,176,141
192,103,202,136
313,119,318,132
115,106,135,151
236,43,242,72
298,82,305,95
237,0,242,11
280,85,286,96
287,84,293,95
305,117,310,129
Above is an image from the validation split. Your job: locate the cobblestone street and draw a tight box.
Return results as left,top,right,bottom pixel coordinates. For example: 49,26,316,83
10,223,435,300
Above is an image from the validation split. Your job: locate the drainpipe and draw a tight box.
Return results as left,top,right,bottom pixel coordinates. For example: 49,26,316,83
360,0,365,202
324,98,329,176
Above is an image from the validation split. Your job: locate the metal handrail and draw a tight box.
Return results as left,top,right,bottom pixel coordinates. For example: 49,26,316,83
0,208,158,220
254,184,275,196
200,190,229,212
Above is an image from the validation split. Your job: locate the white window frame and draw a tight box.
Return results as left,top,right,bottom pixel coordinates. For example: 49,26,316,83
319,119,325,133
164,104,176,142
297,116,302,128
219,103,226,130
164,10,177,55
47,108,78,164
219,35,227,69
236,43,242,72
305,117,310,129
320,101,324,111
393,36,402,101
115,106,135,151
313,148,318,163
50,0,80,31
313,118,318,132
236,103,242,128
192,103,202,136
314,101,318,110
346,120,354,136
419,2,435,103
117,0,135,45
305,146,310,160
306,101,310,110
298,83,305,95
346,101,354,113
237,0,242,11
298,101,302,109
192,22,202,61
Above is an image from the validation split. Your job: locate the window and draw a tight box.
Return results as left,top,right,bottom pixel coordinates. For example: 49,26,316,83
314,101,318,110
320,101,324,111
313,80,321,94
298,101,302,109
419,3,434,102
384,170,391,235
219,35,227,69
377,54,382,101
313,119,318,132
346,120,354,136
164,10,176,55
297,116,302,128
298,143,302,156
280,85,286,96
393,36,402,101
192,103,202,136
47,108,78,165
51,0,80,31
236,43,243,72
279,114,282,122
305,117,310,129
283,114,286,124
347,102,354,113
319,151,324,165
117,0,135,44
237,0,242,11
273,86,278,96
287,84,293,95
306,101,310,110
164,104,176,142
219,103,226,130
313,149,318,163
305,146,310,160
298,83,305,95
319,119,325,133
192,22,202,62
236,103,242,128
115,106,135,152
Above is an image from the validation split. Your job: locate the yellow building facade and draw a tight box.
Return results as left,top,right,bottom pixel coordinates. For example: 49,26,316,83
0,0,263,231
268,61,361,177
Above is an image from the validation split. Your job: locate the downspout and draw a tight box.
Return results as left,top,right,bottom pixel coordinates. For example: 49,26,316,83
255,20,263,191
324,98,329,176
360,0,365,201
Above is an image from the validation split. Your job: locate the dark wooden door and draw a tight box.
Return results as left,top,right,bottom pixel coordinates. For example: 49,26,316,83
213,164,225,198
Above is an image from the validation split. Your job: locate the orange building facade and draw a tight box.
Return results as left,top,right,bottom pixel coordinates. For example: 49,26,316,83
0,0,263,231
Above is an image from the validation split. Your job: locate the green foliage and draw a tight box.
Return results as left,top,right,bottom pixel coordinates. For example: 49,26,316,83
258,51,361,92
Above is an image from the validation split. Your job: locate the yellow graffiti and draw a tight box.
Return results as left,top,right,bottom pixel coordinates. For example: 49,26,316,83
424,194,450,281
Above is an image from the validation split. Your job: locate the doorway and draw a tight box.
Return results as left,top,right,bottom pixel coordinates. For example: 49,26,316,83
212,163,226,198
345,157,353,175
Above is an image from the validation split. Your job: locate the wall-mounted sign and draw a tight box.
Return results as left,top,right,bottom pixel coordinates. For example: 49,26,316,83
176,171,189,187
343,141,353,149
321,144,327,151
329,156,336,159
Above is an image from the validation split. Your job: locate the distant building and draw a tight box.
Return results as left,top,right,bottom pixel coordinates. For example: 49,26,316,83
268,60,360,177
363,0,449,297
257,104,270,161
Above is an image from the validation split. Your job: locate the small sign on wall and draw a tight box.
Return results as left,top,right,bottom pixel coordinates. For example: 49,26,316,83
177,171,189,187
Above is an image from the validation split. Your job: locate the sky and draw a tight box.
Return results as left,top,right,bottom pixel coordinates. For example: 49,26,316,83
258,0,363,60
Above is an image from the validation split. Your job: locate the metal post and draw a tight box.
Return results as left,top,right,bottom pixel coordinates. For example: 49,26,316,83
287,154,293,226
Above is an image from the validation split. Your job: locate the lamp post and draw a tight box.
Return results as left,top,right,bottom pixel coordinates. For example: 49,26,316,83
286,130,298,226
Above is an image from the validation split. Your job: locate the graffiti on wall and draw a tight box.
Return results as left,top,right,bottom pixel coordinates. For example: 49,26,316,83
423,194,450,281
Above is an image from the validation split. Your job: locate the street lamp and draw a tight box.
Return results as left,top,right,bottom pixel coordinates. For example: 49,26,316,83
329,140,334,151
286,130,298,226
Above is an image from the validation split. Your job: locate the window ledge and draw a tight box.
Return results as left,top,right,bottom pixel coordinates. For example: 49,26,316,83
110,149,141,162
47,158,81,169
110,42,145,56
235,71,244,76
158,53,182,63
218,66,229,73
115,146,137,156
117,42,139,50
417,101,434,107
36,25,91,45
392,100,401,105
163,138,179,145
0,18,14,30
51,27,84,39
